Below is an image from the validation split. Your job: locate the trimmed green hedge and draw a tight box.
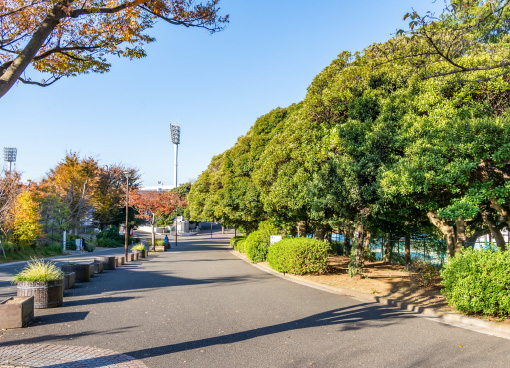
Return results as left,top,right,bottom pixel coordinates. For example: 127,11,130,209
244,222,280,263
230,235,247,250
237,239,246,253
441,248,510,316
267,237,330,275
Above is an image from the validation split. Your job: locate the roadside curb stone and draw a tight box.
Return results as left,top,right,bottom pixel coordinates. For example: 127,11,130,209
0,343,148,368
230,249,510,340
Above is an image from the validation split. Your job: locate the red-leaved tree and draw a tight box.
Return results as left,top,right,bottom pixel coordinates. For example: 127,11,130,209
129,190,186,247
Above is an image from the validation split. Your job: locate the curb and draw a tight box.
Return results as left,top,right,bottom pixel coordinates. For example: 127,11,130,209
0,248,120,268
230,249,510,340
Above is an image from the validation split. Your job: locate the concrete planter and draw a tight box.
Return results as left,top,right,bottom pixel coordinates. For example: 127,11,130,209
155,245,166,252
93,261,104,274
75,264,92,282
95,256,116,270
61,264,76,274
132,251,140,260
0,296,34,329
17,279,64,309
116,256,125,266
64,272,75,289
88,263,95,278
126,253,134,262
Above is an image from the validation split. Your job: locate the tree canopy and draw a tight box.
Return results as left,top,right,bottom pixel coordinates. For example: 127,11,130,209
0,0,228,97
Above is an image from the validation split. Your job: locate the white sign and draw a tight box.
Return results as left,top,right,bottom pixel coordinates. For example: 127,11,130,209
270,235,283,245
354,231,360,238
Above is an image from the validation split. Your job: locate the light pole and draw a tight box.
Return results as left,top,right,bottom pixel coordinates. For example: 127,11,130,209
3,147,17,172
170,124,180,188
123,171,132,260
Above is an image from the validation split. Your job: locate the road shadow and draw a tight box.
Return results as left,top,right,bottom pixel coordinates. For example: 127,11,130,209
0,303,416,368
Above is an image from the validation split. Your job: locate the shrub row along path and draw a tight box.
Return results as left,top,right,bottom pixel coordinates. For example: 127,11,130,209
1,225,510,367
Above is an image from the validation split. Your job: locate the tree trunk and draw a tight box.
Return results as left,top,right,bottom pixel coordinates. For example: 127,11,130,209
384,233,392,263
480,205,507,251
222,226,225,235
427,212,457,257
344,233,351,256
490,198,510,226
454,218,466,254
363,231,371,250
354,225,364,268
314,226,326,241
0,6,64,98
151,223,155,248
404,234,411,265
296,221,307,237
465,229,487,249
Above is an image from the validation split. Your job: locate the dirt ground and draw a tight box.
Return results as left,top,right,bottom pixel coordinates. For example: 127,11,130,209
285,254,452,311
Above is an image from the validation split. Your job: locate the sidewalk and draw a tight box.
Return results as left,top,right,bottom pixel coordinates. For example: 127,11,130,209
230,249,510,341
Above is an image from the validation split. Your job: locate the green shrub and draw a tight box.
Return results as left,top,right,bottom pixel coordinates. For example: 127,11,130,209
84,240,95,252
155,239,166,246
267,238,330,275
12,258,63,282
441,248,510,316
43,243,63,255
97,237,124,248
230,235,246,249
237,239,246,253
96,226,124,247
245,222,280,263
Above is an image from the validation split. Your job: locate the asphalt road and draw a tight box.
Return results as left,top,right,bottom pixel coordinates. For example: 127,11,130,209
1,225,510,367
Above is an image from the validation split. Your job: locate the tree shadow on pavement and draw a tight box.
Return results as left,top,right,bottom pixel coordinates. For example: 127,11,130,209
127,302,411,359
63,296,137,307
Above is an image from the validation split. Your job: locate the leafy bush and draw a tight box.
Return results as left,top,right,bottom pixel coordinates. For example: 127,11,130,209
96,226,124,247
97,237,123,248
245,222,281,263
155,239,166,246
237,239,246,253
230,235,246,249
441,248,510,316
43,243,63,255
267,238,330,275
131,243,146,251
84,240,95,252
12,258,63,282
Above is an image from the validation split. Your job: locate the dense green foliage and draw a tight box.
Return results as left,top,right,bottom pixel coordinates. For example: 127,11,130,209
230,235,246,249
267,238,330,275
244,222,281,263
96,226,125,248
441,248,510,316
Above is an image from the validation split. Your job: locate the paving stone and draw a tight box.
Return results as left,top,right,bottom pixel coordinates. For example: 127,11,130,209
0,344,147,368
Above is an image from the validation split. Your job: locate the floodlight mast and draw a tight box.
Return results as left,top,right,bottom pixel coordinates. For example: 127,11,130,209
3,147,17,172
170,124,180,188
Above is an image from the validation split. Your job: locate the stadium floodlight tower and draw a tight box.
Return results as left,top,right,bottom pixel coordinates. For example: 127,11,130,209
3,147,17,172
170,124,181,188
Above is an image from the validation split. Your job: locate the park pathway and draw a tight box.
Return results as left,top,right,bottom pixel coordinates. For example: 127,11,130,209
1,225,510,367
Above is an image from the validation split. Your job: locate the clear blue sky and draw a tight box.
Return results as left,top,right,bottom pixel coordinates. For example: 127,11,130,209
1,0,443,187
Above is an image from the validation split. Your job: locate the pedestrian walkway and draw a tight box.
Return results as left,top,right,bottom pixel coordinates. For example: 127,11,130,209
0,344,147,368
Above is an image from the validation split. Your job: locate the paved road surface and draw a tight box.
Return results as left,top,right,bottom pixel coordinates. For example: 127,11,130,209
1,224,510,367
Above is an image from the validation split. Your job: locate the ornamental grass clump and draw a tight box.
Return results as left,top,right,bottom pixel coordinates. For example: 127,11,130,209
131,244,146,251
441,248,510,316
12,258,63,283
